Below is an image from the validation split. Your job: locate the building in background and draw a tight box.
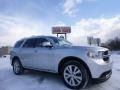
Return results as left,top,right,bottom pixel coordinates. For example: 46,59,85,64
0,46,11,57
87,36,101,46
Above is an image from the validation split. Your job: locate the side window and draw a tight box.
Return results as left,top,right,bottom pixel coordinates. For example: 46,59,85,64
23,38,36,48
35,38,49,47
14,40,24,48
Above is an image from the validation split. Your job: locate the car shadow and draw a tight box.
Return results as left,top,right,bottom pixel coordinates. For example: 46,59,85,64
23,69,64,85
22,69,107,90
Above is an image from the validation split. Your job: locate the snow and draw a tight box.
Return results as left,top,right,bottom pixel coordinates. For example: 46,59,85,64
0,53,120,90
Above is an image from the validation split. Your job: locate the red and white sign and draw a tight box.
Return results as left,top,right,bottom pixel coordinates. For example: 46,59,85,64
52,27,71,34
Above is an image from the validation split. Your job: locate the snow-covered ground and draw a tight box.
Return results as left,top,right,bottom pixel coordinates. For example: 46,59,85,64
0,53,120,90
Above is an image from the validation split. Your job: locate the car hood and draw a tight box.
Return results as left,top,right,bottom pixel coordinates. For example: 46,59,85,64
70,45,108,51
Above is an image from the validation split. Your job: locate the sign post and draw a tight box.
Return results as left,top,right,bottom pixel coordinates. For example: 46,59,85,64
52,27,71,40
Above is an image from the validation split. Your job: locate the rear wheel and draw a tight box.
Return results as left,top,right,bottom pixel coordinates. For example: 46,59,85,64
12,59,24,75
62,61,89,89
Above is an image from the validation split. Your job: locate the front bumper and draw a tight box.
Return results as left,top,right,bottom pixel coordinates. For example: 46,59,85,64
87,58,113,79
99,70,112,80
92,70,112,83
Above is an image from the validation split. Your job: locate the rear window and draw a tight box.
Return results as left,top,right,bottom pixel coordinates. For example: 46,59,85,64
14,40,24,48
22,38,36,48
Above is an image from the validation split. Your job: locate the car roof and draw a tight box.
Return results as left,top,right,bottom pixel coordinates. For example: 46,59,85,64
29,35,57,39
17,35,57,42
19,36,57,41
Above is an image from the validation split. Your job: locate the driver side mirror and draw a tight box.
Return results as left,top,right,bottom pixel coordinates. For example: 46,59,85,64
42,42,53,48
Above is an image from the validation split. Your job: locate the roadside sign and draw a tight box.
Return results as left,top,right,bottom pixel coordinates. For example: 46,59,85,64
52,27,71,34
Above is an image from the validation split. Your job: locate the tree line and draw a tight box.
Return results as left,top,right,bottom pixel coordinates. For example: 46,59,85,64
101,37,120,50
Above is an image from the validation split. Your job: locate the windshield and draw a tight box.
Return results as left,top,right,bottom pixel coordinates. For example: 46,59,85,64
48,37,72,46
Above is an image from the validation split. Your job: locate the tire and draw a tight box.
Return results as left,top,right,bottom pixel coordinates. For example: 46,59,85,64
62,61,89,89
12,59,24,75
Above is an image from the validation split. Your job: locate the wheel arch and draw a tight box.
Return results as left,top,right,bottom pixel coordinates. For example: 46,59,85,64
58,56,92,78
11,56,20,66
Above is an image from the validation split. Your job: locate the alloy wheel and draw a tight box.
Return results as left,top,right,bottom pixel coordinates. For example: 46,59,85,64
63,65,82,87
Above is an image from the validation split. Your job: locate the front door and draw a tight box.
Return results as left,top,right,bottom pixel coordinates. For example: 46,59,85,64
33,38,55,71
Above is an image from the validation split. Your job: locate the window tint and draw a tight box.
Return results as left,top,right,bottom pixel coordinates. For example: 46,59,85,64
48,37,59,44
14,40,24,48
48,37,72,46
23,38,36,48
35,38,49,47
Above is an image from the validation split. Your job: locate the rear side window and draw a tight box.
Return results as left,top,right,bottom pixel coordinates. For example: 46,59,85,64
23,38,36,48
14,40,24,48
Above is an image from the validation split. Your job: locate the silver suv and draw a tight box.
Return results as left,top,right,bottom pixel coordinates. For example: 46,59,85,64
10,36,113,89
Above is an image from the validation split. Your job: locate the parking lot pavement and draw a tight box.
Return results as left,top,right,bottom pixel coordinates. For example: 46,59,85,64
0,54,120,90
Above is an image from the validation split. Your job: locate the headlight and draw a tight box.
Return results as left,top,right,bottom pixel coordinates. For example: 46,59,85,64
87,51,100,58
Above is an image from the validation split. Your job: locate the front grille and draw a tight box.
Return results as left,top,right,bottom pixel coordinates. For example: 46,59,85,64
103,51,108,55
103,57,109,62
102,51,110,62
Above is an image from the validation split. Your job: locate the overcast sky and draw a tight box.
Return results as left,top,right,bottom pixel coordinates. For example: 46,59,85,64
0,0,120,46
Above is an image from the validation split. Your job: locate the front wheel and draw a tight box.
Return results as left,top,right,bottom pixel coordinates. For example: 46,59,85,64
62,61,89,89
